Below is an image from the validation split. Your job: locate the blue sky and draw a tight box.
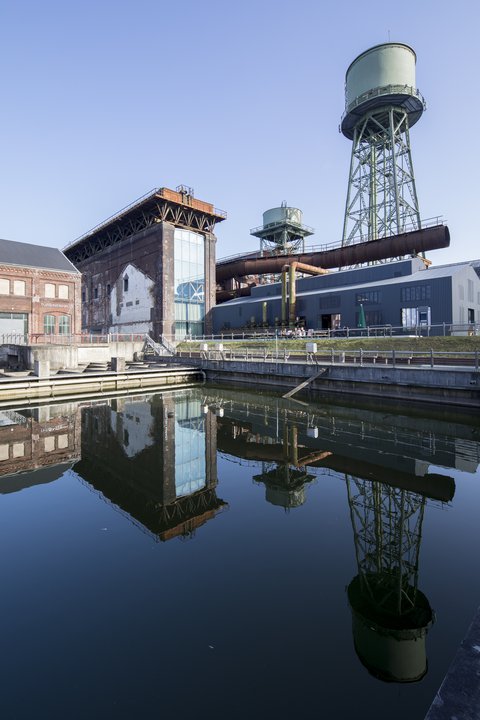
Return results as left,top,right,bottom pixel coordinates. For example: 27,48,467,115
0,0,478,264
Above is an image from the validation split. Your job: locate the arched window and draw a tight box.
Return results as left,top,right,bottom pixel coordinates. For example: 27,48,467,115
44,315,55,335
58,315,71,335
123,276,129,292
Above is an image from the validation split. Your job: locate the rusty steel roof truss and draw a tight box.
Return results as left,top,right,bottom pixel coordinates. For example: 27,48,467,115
66,195,221,264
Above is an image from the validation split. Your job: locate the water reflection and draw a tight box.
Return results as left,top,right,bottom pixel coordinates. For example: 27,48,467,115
0,403,81,493
204,387,480,684
0,387,478,692
346,476,433,682
74,394,227,541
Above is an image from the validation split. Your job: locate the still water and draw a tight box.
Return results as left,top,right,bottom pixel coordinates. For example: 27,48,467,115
0,388,479,719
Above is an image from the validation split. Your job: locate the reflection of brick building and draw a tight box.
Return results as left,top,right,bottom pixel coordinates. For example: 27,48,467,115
0,404,82,482
0,238,81,340
75,392,226,541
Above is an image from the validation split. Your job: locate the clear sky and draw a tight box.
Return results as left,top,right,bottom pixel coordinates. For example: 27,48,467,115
0,0,478,265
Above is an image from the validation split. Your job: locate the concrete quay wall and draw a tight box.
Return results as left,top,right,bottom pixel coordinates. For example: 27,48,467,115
0,366,202,408
175,358,480,408
1,341,146,371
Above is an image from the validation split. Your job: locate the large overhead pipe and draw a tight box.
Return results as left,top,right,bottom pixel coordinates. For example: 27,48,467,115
216,224,449,286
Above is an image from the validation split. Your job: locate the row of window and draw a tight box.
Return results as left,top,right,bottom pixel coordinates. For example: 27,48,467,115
319,294,341,309
0,279,70,298
44,315,71,334
0,434,70,461
312,285,432,310
355,291,381,305
400,285,431,302
83,282,114,302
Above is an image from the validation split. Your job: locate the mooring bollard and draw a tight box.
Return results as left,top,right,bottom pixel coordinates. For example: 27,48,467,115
111,357,125,372
34,360,50,378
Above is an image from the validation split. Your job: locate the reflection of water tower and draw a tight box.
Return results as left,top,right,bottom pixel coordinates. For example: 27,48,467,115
252,425,327,510
346,475,434,682
341,43,426,245
254,464,314,509
250,203,314,255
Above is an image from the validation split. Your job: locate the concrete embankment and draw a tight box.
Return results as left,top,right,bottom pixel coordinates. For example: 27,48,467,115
0,366,203,407
2,340,146,371
424,607,480,719
173,358,480,408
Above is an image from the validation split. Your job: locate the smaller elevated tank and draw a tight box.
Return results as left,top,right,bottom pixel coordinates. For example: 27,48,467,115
262,206,303,228
251,203,314,255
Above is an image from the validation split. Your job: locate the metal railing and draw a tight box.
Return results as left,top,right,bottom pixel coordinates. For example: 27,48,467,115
0,333,147,346
340,84,426,123
177,347,480,371
171,321,480,343
64,188,161,249
64,188,227,251
249,220,315,236
144,334,176,357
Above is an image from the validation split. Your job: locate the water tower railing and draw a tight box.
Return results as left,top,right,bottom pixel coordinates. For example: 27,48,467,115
341,84,426,123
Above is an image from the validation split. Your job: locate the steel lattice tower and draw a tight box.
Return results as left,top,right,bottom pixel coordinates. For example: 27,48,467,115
340,43,426,246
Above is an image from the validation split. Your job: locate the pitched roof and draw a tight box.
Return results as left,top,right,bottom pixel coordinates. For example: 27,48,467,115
0,238,79,274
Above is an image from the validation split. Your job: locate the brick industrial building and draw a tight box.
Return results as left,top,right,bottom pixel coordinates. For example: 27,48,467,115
0,238,81,341
64,186,226,339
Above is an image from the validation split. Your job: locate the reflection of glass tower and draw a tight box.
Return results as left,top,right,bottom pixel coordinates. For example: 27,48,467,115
346,476,434,682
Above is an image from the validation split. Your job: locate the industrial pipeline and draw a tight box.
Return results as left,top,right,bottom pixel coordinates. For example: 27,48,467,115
216,224,450,300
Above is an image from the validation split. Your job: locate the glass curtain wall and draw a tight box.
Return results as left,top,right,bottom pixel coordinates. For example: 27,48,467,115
174,229,205,338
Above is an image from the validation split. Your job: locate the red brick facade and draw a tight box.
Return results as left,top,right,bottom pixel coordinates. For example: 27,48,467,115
0,264,81,339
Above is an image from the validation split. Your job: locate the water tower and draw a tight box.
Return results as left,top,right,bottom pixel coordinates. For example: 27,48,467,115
340,43,426,245
250,203,314,255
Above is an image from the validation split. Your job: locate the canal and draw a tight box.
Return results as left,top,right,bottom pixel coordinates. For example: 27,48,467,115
0,387,478,719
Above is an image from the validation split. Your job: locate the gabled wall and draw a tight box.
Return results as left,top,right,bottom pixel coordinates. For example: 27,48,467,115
451,265,480,327
109,263,154,335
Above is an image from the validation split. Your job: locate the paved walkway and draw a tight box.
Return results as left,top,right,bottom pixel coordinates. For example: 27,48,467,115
425,607,480,719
